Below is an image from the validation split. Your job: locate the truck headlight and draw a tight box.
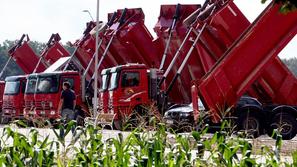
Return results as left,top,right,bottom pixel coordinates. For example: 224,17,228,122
30,111,36,115
179,112,191,117
50,111,55,115
164,112,169,117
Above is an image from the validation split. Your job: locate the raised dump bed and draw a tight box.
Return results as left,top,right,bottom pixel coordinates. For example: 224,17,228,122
197,2,297,122
154,0,250,103
8,34,46,74
41,33,70,65
102,8,161,68
251,57,297,105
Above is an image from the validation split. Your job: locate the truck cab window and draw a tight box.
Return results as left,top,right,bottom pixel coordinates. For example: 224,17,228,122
121,72,140,87
37,76,59,93
4,81,20,95
25,77,37,94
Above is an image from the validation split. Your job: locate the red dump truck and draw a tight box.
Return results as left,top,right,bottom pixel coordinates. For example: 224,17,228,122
2,34,69,122
103,0,253,128
102,1,297,139
191,2,297,139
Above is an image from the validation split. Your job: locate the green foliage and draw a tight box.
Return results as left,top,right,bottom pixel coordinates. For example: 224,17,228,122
0,121,294,166
282,58,297,77
262,0,296,13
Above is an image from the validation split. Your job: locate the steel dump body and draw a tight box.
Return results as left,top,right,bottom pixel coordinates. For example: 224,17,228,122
74,9,161,82
74,22,97,78
154,4,201,103
41,42,70,65
104,8,161,68
251,57,297,105
154,1,250,103
197,3,297,122
8,40,45,74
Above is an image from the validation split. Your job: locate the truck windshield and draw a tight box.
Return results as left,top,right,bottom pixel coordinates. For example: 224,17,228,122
25,77,37,94
36,75,59,93
4,81,20,95
100,74,110,92
108,72,118,90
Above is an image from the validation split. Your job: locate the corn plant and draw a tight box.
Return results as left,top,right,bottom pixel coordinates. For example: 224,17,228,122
0,118,294,166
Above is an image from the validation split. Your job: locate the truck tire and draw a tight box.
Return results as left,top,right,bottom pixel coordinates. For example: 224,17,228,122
75,109,85,126
237,111,262,138
269,112,297,140
113,119,123,130
1,116,10,124
128,105,149,129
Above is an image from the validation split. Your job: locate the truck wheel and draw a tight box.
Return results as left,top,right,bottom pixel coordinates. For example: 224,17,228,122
269,112,297,140
113,119,122,130
129,105,149,129
237,111,262,138
75,109,85,126
1,116,10,124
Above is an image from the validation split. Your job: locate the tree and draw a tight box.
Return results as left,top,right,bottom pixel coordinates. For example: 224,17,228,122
282,58,297,77
262,0,297,13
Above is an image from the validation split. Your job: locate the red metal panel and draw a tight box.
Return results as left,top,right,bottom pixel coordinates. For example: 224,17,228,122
42,42,70,65
253,57,297,105
155,1,250,103
76,8,162,82
73,22,100,79
105,8,162,68
0,81,4,108
198,3,297,122
9,41,45,74
154,4,200,37
154,4,202,103
119,21,161,68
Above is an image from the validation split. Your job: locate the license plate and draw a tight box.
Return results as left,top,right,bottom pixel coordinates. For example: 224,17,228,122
166,120,174,124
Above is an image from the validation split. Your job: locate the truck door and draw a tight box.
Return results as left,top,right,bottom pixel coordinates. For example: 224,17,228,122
119,70,148,108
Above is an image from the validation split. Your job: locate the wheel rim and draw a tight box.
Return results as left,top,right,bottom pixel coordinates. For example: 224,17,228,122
272,121,293,135
243,117,259,131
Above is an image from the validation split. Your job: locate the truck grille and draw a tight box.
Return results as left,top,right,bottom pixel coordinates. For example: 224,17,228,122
35,101,50,110
2,101,14,109
25,101,34,109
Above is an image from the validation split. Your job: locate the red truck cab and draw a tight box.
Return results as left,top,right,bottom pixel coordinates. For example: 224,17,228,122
2,75,27,122
107,64,161,127
24,71,87,121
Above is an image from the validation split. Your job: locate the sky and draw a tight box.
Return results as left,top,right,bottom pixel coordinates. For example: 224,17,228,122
0,0,295,59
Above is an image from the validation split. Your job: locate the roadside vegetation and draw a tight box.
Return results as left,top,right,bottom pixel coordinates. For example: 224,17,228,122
263,0,297,12
0,120,295,166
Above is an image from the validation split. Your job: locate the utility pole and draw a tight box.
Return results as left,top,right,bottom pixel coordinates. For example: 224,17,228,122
93,0,100,118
